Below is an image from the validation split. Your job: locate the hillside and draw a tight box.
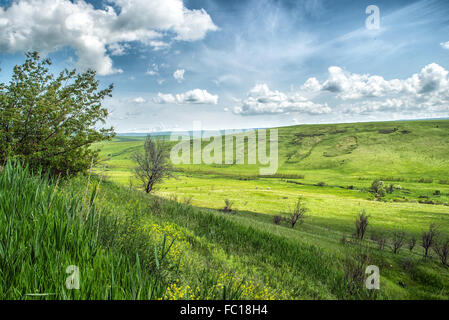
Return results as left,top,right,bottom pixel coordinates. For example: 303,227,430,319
87,119,449,299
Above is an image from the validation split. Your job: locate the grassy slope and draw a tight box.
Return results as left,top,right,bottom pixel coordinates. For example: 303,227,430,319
91,120,449,299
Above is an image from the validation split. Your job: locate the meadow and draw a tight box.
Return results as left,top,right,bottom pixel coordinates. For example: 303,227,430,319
3,119,449,299
89,119,449,299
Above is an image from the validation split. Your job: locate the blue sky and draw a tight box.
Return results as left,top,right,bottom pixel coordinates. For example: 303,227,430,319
1,0,449,132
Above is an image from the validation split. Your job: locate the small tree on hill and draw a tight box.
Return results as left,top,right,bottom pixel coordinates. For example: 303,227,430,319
433,238,449,267
421,224,438,258
283,196,308,228
355,210,369,240
391,230,406,254
132,135,173,193
0,52,114,175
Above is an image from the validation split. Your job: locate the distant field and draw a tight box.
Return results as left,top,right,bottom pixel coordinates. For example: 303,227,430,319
92,119,449,299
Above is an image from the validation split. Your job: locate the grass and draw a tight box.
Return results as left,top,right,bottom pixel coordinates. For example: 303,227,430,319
3,119,449,299
90,119,449,299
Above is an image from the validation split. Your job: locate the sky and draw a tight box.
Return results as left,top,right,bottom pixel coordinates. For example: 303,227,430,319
1,0,449,132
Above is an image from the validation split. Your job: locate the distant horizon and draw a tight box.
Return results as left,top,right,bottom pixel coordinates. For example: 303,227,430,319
115,116,449,135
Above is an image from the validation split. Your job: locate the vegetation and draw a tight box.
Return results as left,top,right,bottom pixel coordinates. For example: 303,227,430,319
132,135,173,193
91,119,449,299
0,52,114,175
354,210,369,240
283,196,307,228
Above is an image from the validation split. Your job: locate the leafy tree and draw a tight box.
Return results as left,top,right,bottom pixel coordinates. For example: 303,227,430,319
0,52,114,175
371,180,386,197
132,135,173,193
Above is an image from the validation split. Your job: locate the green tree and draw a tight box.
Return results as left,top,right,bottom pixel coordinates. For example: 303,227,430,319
371,180,386,197
0,52,114,175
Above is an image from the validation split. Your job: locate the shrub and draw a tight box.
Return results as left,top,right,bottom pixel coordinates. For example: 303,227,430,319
223,199,235,213
316,181,327,187
273,215,282,225
433,190,441,196
371,180,386,197
387,184,394,194
0,52,114,176
371,232,387,250
283,196,308,228
342,251,371,296
433,238,449,267
421,224,438,258
391,230,406,254
354,210,369,240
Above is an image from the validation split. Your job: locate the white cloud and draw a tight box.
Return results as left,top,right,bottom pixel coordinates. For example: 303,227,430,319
108,43,129,56
301,63,449,115
173,69,185,82
233,84,331,115
132,97,146,104
154,89,218,104
440,41,449,50
154,93,177,104
0,0,217,75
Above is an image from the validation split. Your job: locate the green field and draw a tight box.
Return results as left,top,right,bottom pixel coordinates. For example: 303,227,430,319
84,119,449,299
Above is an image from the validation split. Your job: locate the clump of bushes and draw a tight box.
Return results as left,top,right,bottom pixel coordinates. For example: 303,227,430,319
316,181,327,187
371,180,386,198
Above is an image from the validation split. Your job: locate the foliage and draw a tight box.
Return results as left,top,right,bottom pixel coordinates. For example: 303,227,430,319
0,52,114,176
371,180,386,197
0,161,166,299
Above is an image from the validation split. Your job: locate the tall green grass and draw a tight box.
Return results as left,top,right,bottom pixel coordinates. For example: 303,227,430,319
0,161,167,299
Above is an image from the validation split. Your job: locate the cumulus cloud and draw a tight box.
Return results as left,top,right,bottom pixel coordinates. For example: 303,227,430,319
132,97,146,104
154,89,218,104
233,84,331,115
299,63,449,115
0,0,217,75
173,69,185,82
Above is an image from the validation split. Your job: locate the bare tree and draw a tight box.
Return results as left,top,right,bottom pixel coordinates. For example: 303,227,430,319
355,210,369,240
408,236,417,252
433,238,449,267
391,230,406,254
421,224,438,258
283,196,308,228
132,135,173,193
